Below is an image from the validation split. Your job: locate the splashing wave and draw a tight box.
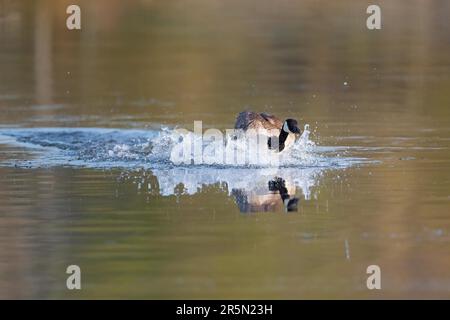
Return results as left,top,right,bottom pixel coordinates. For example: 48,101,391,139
0,127,364,169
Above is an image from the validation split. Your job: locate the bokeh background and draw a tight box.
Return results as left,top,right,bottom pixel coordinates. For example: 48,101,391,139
1,0,449,129
0,0,450,299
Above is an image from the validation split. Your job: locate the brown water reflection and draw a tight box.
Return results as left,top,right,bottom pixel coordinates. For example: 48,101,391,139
0,0,450,298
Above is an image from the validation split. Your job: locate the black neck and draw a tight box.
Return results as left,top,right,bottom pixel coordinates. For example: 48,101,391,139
278,127,289,151
279,185,290,201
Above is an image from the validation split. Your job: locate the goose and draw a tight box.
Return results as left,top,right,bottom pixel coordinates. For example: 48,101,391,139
234,111,301,152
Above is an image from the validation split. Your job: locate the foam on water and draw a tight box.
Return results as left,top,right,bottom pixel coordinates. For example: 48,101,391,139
0,127,370,210
0,127,365,169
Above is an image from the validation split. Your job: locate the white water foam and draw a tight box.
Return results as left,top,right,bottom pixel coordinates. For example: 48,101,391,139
0,127,365,169
0,127,370,211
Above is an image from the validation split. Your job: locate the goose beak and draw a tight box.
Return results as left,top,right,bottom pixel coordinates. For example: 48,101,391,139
292,126,301,134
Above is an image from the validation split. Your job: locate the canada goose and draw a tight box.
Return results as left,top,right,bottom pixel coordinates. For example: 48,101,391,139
234,111,301,152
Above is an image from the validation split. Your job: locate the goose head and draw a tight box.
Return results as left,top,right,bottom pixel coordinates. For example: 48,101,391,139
268,118,301,152
282,119,301,134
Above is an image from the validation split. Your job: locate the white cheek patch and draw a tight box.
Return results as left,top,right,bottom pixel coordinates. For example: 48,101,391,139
283,121,292,133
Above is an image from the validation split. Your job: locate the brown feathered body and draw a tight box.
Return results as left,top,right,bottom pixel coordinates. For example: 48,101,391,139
234,111,295,150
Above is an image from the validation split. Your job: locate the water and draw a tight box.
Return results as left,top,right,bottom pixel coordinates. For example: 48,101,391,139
0,126,366,214
1,0,450,299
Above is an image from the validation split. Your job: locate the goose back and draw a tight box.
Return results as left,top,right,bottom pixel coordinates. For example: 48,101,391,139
234,111,283,131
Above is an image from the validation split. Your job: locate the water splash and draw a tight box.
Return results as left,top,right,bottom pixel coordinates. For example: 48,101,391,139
0,127,364,169
0,127,369,212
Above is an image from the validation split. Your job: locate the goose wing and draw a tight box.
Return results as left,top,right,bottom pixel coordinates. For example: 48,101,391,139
234,111,282,131
234,111,261,130
260,112,283,129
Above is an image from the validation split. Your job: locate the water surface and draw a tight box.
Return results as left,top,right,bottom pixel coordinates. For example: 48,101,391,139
0,0,450,299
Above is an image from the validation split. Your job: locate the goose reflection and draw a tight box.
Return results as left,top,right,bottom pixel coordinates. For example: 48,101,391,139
133,167,323,213
232,177,299,213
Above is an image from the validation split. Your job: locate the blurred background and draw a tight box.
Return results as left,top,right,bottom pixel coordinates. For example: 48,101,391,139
1,0,449,130
0,0,450,299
